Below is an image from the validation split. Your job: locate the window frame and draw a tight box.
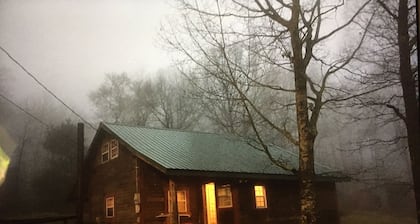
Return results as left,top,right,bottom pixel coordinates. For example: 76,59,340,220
101,142,110,163
105,196,115,218
254,185,267,209
176,190,188,213
217,185,233,208
110,139,119,159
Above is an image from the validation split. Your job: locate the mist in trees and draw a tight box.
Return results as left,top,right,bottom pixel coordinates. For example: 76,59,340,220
32,121,77,209
0,79,87,215
0,0,417,223
355,0,419,220
89,71,203,130
89,73,132,124
159,0,386,223
85,1,417,222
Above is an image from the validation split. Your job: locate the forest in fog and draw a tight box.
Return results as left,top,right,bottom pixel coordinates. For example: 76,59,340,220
0,0,418,223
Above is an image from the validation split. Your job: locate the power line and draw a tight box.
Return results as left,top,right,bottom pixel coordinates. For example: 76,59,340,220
0,46,97,130
0,92,49,127
0,92,80,145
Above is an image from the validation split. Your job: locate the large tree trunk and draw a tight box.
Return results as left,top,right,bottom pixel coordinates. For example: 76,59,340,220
294,66,317,224
397,0,420,221
290,2,317,223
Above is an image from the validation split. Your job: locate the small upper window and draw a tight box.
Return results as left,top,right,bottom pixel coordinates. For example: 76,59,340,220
110,139,119,159
177,190,188,213
254,185,267,208
101,143,110,163
217,185,233,208
105,196,115,218
101,139,119,163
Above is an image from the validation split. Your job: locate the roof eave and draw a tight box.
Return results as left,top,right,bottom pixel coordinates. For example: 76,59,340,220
166,169,346,182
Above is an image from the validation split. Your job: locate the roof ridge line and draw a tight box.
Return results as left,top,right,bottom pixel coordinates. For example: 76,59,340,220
102,122,241,138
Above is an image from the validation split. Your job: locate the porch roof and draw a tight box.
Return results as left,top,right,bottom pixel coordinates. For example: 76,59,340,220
100,123,343,180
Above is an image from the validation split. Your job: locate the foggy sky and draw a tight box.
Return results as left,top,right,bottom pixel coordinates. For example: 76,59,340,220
0,0,172,119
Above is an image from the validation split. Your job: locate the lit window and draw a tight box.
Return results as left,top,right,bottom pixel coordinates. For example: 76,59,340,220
110,139,119,159
254,185,267,208
204,183,217,224
101,143,110,163
217,185,232,208
105,197,115,218
177,190,188,213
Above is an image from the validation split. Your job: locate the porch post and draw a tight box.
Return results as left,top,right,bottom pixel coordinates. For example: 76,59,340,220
168,179,178,224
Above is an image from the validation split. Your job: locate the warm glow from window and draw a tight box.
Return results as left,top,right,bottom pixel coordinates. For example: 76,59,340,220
105,196,115,217
254,185,267,208
177,190,188,213
205,183,217,224
217,185,232,208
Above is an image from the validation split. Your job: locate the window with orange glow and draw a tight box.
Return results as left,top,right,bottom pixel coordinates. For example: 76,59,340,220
217,185,232,208
105,196,115,218
177,190,188,213
205,183,217,224
254,185,267,208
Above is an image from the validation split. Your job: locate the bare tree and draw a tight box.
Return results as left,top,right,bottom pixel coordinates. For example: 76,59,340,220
150,73,202,130
89,73,132,123
0,100,50,214
33,120,77,210
187,47,261,135
130,79,156,126
380,1,419,220
187,48,296,147
163,1,373,223
347,0,419,220
90,70,203,130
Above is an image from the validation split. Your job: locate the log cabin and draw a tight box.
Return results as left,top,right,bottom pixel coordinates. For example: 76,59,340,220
83,123,343,224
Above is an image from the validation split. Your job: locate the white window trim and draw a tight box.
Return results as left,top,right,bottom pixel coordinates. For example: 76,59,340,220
110,139,119,159
101,143,110,163
105,196,115,218
217,185,233,208
254,185,267,209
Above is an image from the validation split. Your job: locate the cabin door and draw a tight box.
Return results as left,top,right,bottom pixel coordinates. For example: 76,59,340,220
203,182,217,224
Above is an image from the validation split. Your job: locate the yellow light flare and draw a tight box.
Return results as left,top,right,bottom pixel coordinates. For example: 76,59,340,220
205,183,217,224
0,127,15,187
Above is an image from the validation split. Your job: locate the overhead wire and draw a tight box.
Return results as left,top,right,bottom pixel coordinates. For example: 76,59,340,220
0,92,80,147
0,92,49,127
0,45,97,130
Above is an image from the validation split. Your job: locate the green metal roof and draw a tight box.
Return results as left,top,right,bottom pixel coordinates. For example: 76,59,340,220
101,123,337,178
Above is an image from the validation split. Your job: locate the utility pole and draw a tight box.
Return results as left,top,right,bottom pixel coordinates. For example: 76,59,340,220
77,123,84,224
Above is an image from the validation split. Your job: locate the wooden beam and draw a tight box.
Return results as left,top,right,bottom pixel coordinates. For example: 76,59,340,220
168,180,178,224
77,123,84,224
